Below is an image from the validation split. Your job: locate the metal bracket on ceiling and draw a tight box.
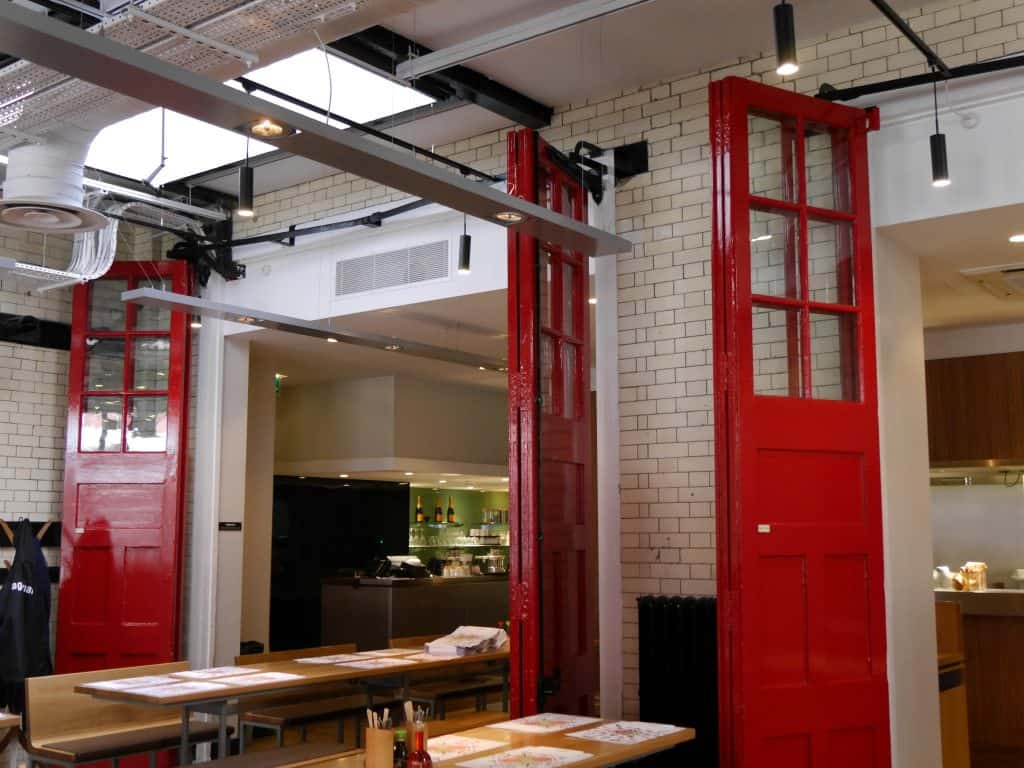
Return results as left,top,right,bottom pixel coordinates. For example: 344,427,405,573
546,139,649,205
168,218,244,286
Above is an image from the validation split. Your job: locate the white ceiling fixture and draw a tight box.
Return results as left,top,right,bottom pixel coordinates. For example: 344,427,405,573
395,0,654,80
123,5,260,69
121,287,508,371
0,2,630,258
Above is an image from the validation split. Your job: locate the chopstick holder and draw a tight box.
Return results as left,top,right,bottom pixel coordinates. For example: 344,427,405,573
365,726,395,768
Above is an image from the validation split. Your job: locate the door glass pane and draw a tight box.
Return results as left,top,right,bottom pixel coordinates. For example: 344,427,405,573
808,218,855,305
805,122,851,212
562,343,578,419
135,278,170,330
562,262,577,337
132,337,170,391
81,396,123,452
89,279,128,331
540,334,554,415
127,396,169,452
85,338,124,391
753,305,802,398
540,253,554,331
748,113,798,202
810,311,859,401
750,209,801,299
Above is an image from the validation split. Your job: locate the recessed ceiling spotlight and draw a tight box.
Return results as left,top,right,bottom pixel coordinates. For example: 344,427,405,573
495,211,525,223
250,118,286,138
236,316,256,324
751,234,773,242
478,366,487,371
404,472,415,476
439,480,447,484
1011,234,1024,243
339,473,349,478
467,485,475,490
326,337,339,343
298,476,306,479
384,344,402,351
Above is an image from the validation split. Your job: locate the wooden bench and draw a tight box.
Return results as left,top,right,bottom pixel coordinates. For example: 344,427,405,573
24,662,229,768
237,644,390,751
390,636,507,719
173,743,360,768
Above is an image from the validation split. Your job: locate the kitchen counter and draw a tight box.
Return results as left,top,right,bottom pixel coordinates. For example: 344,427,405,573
935,588,1024,617
322,574,509,649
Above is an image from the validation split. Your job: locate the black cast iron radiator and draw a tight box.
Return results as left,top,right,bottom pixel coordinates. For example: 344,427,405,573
637,595,718,767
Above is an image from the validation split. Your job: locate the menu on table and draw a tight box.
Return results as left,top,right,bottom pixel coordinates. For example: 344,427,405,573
86,675,182,691
489,714,602,734
174,666,252,680
295,654,363,664
427,734,505,762
567,721,683,745
337,657,419,670
216,672,304,686
127,681,231,698
455,746,592,768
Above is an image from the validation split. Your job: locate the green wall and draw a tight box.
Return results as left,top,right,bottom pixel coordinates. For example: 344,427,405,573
408,488,509,528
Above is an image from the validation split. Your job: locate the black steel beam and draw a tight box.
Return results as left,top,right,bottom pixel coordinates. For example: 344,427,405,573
869,0,950,76
818,52,1024,101
330,26,553,129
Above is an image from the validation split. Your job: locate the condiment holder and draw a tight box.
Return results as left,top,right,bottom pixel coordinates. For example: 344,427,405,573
364,726,395,768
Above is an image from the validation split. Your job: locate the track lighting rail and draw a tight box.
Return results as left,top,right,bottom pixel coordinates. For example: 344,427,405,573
817,52,1024,102
867,0,950,77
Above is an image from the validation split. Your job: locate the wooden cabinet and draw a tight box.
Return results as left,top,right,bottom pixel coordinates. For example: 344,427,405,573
925,352,1024,465
936,602,971,768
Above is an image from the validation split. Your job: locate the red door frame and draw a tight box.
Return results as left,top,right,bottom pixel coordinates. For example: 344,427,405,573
56,261,191,671
711,77,890,767
507,128,598,716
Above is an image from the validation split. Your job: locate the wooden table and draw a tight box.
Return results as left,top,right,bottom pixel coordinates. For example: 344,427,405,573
0,712,20,752
76,647,510,764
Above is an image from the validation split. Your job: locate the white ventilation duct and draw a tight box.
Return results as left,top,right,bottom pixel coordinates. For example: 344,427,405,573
0,125,107,233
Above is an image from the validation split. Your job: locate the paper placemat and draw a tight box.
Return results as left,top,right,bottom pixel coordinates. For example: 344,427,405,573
86,675,182,691
217,672,304,686
456,746,592,768
295,654,363,664
403,652,454,662
427,734,504,762
357,648,419,657
489,714,602,734
174,666,252,680
566,721,683,745
128,681,230,698
337,657,419,670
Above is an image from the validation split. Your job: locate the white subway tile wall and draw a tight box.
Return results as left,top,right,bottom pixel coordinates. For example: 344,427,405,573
0,0,1018,725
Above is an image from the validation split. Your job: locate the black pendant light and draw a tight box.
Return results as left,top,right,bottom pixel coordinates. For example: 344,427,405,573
774,0,799,76
458,214,472,274
237,135,255,217
930,75,951,188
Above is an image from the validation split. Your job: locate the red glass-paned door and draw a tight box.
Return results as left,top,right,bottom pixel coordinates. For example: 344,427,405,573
507,129,598,717
56,261,191,672
711,77,890,768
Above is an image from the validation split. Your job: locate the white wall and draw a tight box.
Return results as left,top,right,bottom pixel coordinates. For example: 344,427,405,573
931,485,1024,585
924,320,1024,359
872,233,942,768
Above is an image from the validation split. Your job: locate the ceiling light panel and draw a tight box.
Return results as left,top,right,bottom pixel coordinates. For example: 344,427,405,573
0,3,631,258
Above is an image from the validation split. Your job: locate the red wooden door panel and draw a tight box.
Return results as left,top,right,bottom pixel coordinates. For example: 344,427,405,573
507,128,598,717
710,77,890,768
56,261,190,672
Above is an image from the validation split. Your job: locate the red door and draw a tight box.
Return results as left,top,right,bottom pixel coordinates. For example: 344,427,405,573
710,77,890,767
507,128,598,717
56,261,191,672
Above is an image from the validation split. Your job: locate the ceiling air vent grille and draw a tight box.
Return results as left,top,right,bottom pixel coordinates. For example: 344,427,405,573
960,263,1024,299
336,240,449,297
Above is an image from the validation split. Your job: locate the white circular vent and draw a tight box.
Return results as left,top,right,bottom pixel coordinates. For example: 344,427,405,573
0,199,108,233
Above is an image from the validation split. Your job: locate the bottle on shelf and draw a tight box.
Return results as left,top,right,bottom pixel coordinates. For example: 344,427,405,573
408,720,432,768
447,495,456,524
434,497,444,524
393,728,408,768
415,496,425,524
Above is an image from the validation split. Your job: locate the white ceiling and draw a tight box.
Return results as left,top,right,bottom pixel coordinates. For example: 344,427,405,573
250,288,509,387
880,203,1024,328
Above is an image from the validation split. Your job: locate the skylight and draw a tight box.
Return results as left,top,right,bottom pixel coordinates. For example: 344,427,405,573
85,50,434,187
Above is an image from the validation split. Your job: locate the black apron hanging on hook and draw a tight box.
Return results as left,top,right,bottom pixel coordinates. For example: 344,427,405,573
0,519,53,712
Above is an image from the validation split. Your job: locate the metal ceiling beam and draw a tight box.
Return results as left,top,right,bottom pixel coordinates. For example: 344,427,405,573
331,27,553,129
122,288,507,371
393,0,654,81
0,2,630,258
868,0,950,77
